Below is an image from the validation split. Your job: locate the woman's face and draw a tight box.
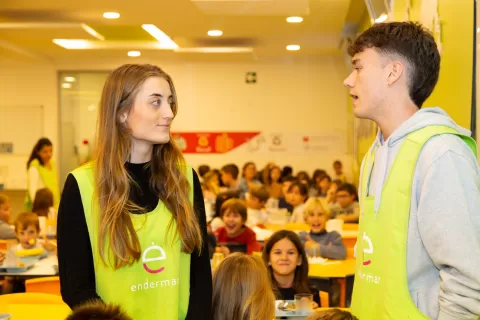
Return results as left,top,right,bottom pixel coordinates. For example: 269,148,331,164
37,145,53,164
269,238,301,277
270,167,281,182
244,164,257,180
123,77,174,147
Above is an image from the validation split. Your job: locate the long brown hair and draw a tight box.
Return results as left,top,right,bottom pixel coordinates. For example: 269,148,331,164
27,138,52,168
212,253,275,320
262,230,310,296
95,64,202,269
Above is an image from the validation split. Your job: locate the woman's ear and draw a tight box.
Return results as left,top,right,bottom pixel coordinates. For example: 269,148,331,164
119,112,128,123
297,257,302,266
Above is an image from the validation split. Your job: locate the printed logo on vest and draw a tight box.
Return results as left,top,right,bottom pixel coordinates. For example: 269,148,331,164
142,242,166,274
362,232,374,266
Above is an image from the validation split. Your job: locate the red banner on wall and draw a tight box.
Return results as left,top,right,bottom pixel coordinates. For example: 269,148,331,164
171,132,260,154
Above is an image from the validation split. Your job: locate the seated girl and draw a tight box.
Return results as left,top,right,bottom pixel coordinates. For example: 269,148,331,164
212,253,275,320
262,230,320,307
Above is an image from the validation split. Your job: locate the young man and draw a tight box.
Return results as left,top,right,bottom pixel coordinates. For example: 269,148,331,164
344,22,480,319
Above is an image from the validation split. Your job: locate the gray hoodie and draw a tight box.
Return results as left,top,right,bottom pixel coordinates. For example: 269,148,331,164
360,107,480,320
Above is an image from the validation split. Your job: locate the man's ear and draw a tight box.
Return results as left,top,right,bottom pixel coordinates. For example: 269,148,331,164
387,60,405,87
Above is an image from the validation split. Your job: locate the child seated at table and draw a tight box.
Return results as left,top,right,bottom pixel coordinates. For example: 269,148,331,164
32,188,57,220
299,198,346,260
288,181,309,223
13,212,56,252
214,199,260,255
212,253,275,320
307,308,358,320
66,301,133,320
0,193,15,239
330,184,359,223
246,185,269,227
263,230,321,308
2,212,56,294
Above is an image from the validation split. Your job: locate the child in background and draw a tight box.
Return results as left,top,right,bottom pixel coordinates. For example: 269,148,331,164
324,179,343,206
288,182,309,223
263,165,283,199
332,161,347,183
66,301,133,320
209,190,238,232
214,199,260,255
13,212,56,252
278,176,295,212
3,212,57,294
307,309,358,320
238,162,261,198
316,175,332,198
299,198,346,260
212,253,275,320
330,184,360,223
32,188,56,220
0,194,15,239
263,230,320,307
296,171,311,186
202,171,221,202
246,185,269,228
197,164,211,179
220,164,240,193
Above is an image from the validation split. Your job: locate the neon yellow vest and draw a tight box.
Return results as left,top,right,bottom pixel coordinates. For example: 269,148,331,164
351,126,477,319
25,158,60,211
72,162,193,320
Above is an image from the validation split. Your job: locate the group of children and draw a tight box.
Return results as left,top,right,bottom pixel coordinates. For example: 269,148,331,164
210,232,358,320
0,192,57,294
201,161,360,228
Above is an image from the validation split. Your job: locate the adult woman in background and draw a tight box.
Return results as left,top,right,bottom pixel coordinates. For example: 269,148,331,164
57,64,212,320
25,138,59,211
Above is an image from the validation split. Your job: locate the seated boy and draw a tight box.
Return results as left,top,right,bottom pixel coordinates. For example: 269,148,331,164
246,185,269,228
214,199,260,255
330,184,359,223
299,198,346,260
3,212,56,293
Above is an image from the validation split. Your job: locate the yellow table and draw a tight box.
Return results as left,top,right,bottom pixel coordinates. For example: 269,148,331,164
308,259,356,279
0,304,71,320
308,259,356,308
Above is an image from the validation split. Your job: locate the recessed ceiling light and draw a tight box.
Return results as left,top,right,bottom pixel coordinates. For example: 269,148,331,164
62,83,72,89
128,51,141,57
141,24,179,49
286,16,303,23
64,77,76,82
374,13,388,23
208,30,223,37
103,12,120,19
286,45,300,51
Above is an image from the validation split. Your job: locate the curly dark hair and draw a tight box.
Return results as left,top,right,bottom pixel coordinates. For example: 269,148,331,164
348,21,440,108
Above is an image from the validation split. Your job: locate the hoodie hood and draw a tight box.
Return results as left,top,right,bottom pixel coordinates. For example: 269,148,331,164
367,107,472,214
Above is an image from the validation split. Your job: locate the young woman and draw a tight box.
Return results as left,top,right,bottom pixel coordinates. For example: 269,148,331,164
25,138,59,211
263,230,320,307
57,64,212,320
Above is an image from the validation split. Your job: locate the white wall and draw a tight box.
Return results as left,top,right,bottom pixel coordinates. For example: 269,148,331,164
0,55,352,189
0,61,58,189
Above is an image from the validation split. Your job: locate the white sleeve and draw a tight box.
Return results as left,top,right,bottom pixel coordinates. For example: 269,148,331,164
28,166,40,201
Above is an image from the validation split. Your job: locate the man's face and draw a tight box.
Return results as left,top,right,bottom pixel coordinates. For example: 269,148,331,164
344,48,390,120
